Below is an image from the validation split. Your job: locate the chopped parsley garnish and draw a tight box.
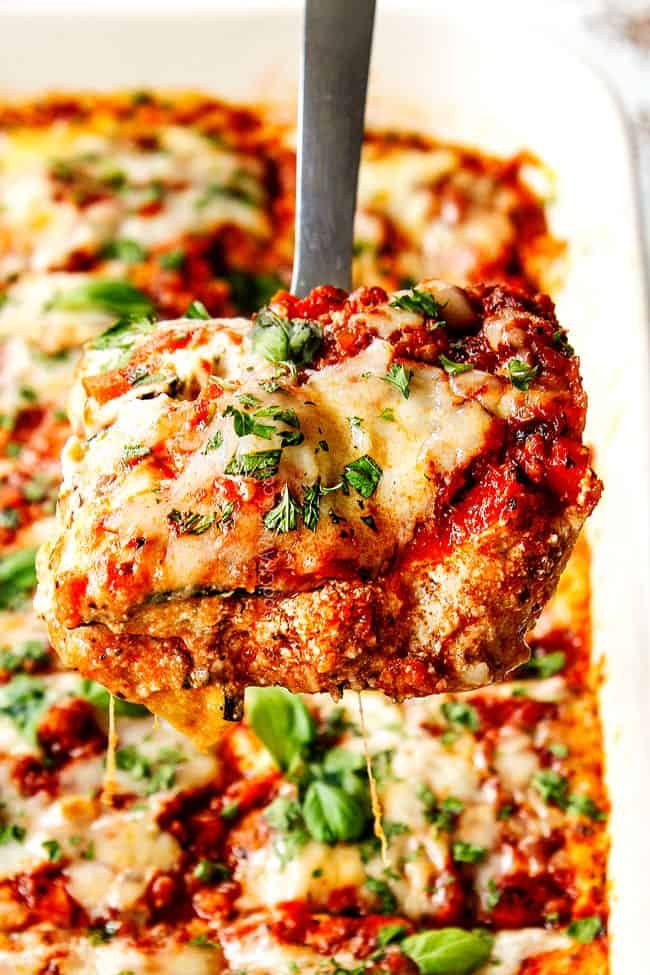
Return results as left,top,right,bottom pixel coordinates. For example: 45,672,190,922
220,801,240,821
343,454,382,498
0,547,38,610
552,329,575,356
417,786,464,832
0,822,26,844
224,448,281,480
188,933,219,949
158,248,186,271
115,744,185,794
100,238,147,263
507,358,540,390
42,839,61,861
497,804,515,820
253,405,300,428
121,442,151,464
401,927,494,975
364,875,398,914
302,482,322,531
193,858,229,883
0,509,19,530
279,430,304,447
51,280,153,318
195,181,257,209
0,674,47,742
223,405,275,440
201,431,223,453
439,354,472,376
566,793,606,820
382,362,414,399
520,650,566,679
185,299,210,320
441,700,479,732
251,308,323,367
532,769,568,806
168,508,216,535
0,639,49,674
390,288,446,323
263,484,302,534
452,841,487,864
548,742,569,759
567,916,603,943
378,407,395,422
485,878,501,910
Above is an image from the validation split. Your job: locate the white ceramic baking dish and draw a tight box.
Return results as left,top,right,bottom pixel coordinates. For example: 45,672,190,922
0,4,647,970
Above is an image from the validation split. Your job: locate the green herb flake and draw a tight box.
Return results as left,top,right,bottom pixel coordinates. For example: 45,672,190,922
223,404,275,440
263,484,301,534
185,299,211,320
90,315,157,352
379,407,395,422
168,509,216,536
390,289,446,323
188,932,219,949
0,674,47,742
121,442,151,464
382,362,414,399
302,482,322,531
201,431,223,454
0,822,26,844
452,841,487,864
548,743,569,759
521,650,566,679
225,448,281,480
193,858,229,883
42,839,62,861
364,875,398,914
567,916,602,943
158,248,186,271
101,238,147,263
485,878,501,910
441,700,479,733
507,358,540,391
532,769,569,808
343,454,382,498
220,801,240,822
439,354,472,376
251,308,323,367
566,793,606,821
377,923,407,947
552,330,575,357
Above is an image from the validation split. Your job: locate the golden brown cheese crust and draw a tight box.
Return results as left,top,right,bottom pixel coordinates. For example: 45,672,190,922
37,281,601,712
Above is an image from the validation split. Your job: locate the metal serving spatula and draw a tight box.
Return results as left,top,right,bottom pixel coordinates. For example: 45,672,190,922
291,0,376,297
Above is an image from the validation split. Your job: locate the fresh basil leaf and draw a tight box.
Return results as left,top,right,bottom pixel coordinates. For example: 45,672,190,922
90,315,157,351
507,358,540,391
251,309,322,367
0,547,38,610
246,686,315,771
224,448,281,480
390,289,446,323
302,780,367,844
323,746,367,775
377,923,408,947
567,916,602,943
343,454,382,498
227,270,285,315
52,280,153,318
401,927,493,975
79,678,149,718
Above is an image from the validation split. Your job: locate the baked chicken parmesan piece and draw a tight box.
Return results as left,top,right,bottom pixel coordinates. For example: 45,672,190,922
36,280,601,735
